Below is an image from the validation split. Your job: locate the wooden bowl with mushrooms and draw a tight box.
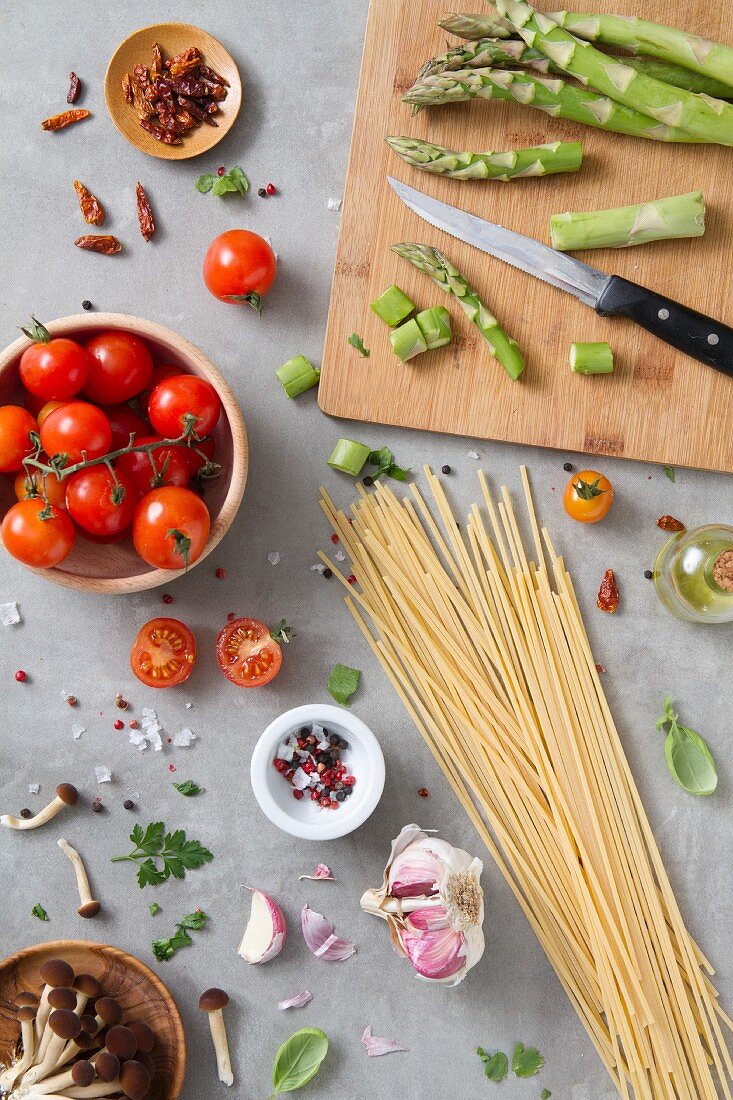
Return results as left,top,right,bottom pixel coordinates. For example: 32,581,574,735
0,941,185,1099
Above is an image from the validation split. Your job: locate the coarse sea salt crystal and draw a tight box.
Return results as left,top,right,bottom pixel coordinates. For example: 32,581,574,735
146,729,163,752
71,724,86,740
268,551,281,566
292,767,311,791
28,783,40,794
1,602,21,625
335,550,346,562
94,766,112,784
141,707,157,720
185,701,193,709
129,730,147,750
467,450,480,460
310,563,326,575
327,197,342,211
172,728,196,747
277,742,295,762
312,723,324,740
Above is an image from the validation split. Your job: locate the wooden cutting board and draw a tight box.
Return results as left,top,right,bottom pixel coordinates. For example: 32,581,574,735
319,0,733,472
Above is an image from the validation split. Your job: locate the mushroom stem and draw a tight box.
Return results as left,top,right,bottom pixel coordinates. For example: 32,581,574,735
1,785,78,831
0,1016,35,1090
25,1065,76,1093
34,990,51,1046
48,1031,103,1076
24,1013,81,1086
62,1081,123,1099
57,839,101,918
208,1010,234,1087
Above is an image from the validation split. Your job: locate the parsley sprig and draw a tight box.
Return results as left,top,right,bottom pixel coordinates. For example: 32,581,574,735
152,909,208,961
111,822,213,889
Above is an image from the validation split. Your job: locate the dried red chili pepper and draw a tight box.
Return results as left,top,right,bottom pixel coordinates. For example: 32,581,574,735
121,73,134,105
73,180,104,226
41,109,90,131
151,42,164,78
656,515,686,532
138,118,181,145
74,235,122,255
198,63,230,88
597,569,620,614
136,183,155,242
67,71,81,103
123,42,228,145
166,46,202,77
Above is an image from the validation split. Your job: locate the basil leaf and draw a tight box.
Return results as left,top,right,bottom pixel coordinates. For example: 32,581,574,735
476,1047,508,1081
228,166,249,194
196,174,215,193
368,447,392,469
512,1042,544,1078
327,663,361,706
211,176,230,196
272,1027,328,1094
657,698,717,797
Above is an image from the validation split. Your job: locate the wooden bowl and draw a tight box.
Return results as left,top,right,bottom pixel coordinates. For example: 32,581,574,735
104,22,242,160
0,939,185,1099
0,313,248,594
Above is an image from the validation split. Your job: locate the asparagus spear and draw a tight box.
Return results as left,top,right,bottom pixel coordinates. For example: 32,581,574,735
386,135,583,179
550,191,705,250
495,0,733,144
391,243,526,380
402,68,703,143
438,12,515,39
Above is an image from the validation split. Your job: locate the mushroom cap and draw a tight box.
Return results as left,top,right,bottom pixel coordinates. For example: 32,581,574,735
127,1020,156,1054
78,899,102,918
74,973,102,998
48,986,77,1011
17,1005,36,1022
16,991,39,1008
95,996,123,1024
135,1050,156,1076
74,1029,95,1050
39,958,75,988
71,1060,96,1087
79,1013,99,1035
56,783,79,806
120,1059,151,1100
95,1051,121,1082
198,987,229,1011
48,1008,82,1040
106,1024,138,1060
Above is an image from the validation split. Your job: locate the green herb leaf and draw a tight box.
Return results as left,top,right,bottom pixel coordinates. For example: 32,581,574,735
368,447,392,469
476,1047,508,1082
348,333,370,357
152,909,208,961
271,619,295,645
19,316,51,344
271,1027,328,1095
149,902,162,917
327,663,361,706
541,1090,552,1098
31,902,49,921
112,821,213,888
657,697,717,796
173,780,204,797
386,463,410,481
663,465,676,483
195,173,215,193
211,175,232,196
228,166,250,195
512,1043,544,1078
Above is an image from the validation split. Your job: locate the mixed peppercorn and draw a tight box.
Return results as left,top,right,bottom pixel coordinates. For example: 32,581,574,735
273,725,356,810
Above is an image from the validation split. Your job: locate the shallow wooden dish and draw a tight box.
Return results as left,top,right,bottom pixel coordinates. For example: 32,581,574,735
104,22,242,160
0,940,185,1099
0,313,248,594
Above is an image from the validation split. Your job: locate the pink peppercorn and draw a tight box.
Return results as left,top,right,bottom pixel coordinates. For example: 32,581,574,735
215,567,226,579
293,789,304,800
311,789,320,801
114,719,124,731
347,575,357,585
217,166,226,176
266,182,276,195
330,534,339,544
129,720,139,730
162,594,173,605
15,670,27,682
169,764,176,773
227,611,235,621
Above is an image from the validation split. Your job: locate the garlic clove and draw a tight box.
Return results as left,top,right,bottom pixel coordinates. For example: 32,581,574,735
300,905,356,961
397,917,467,983
237,889,286,964
388,843,444,898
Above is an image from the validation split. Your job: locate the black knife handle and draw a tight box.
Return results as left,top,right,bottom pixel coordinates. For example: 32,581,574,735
595,275,733,379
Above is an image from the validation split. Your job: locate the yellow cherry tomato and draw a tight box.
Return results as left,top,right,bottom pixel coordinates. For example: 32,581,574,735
13,467,67,511
37,399,67,427
563,470,613,524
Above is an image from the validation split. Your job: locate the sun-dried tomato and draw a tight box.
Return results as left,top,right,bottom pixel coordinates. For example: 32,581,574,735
597,569,620,614
73,180,104,226
121,73,134,104
656,515,685,532
41,109,90,131
136,183,155,242
139,118,181,145
67,71,81,103
74,235,122,255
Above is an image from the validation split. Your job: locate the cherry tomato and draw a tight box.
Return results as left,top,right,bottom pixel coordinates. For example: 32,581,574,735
132,486,210,570
19,338,89,400
37,400,67,427
102,404,151,449
178,436,216,477
563,470,614,524
84,331,154,405
14,467,67,511
22,389,49,418
130,617,196,688
0,406,38,473
148,375,222,439
40,402,112,464
203,229,277,310
216,617,282,687
116,436,189,496
139,363,182,417
1,499,75,568
65,466,137,538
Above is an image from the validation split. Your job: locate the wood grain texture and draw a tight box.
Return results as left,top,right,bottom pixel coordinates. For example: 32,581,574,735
319,0,733,472
0,940,185,1098
104,23,242,161
0,314,248,594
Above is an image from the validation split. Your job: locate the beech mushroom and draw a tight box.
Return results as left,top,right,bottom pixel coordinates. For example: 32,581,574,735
94,997,123,1032
199,988,234,1086
34,958,75,1046
94,1051,121,1082
1,784,78,830
126,1021,155,1054
104,1025,138,1062
57,838,101,918
25,1008,81,1085
49,974,104,1072
119,1059,151,1100
0,1001,37,1090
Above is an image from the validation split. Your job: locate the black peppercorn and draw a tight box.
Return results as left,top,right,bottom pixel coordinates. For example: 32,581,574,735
441,464,451,474
336,790,348,802
563,462,573,472
363,475,374,487
338,739,348,750
323,568,333,579
329,734,340,745
258,187,267,197
91,801,103,813
82,300,92,311
644,569,653,580
300,727,311,736
19,808,32,819
123,799,135,810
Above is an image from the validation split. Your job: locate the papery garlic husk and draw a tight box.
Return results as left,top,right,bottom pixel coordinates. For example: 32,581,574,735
361,824,484,986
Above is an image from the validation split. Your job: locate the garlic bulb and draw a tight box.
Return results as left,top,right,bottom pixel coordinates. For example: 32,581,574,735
360,824,484,986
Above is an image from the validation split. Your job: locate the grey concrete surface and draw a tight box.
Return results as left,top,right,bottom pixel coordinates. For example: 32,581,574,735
0,2,730,1098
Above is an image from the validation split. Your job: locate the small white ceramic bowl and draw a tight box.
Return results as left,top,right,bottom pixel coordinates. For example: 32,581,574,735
250,704,385,841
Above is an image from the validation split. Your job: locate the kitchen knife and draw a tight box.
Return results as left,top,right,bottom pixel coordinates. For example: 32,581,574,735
388,176,733,378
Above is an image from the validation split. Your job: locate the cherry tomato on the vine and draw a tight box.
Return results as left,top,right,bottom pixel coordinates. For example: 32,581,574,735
19,338,89,401
37,400,67,427
203,229,277,311
132,486,210,570
178,436,216,477
116,436,189,497
139,363,182,418
40,402,112,464
102,404,151,450
84,331,153,405
14,467,67,511
130,617,196,688
147,375,222,439
563,470,614,524
0,406,38,473
216,617,282,687
1,498,75,568
65,466,137,539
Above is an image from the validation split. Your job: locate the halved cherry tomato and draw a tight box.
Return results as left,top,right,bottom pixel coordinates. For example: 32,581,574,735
132,486,210,570
116,436,189,496
148,375,222,439
563,470,614,524
216,617,282,687
37,400,67,427
1,499,75,568
102,404,151,449
20,338,89,400
0,406,38,473
40,402,112,464
203,229,277,310
130,617,196,688
84,331,153,405
139,363,182,418
65,466,137,538
14,466,67,511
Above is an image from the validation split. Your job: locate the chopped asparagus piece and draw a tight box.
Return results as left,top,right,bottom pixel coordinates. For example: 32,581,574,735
569,341,615,374
416,307,452,349
392,243,525,380
327,439,372,476
387,135,582,179
390,317,429,361
276,355,321,398
370,284,415,326
550,191,705,251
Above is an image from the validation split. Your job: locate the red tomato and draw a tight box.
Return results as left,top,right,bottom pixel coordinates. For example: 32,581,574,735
37,400,67,427
40,402,112,464
0,406,38,473
116,436,189,496
139,363,182,417
14,467,67,511
132,487,210,570
1,499,75,568
84,331,154,405
19,338,90,400
203,229,277,310
130,617,196,688
216,617,282,687
102,404,151,450
22,389,49,417
148,375,222,439
65,466,137,538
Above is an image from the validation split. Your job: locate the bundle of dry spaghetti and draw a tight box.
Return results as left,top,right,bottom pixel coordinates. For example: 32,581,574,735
319,467,732,1100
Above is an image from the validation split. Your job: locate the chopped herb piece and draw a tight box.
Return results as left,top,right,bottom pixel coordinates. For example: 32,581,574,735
477,1047,508,1082
541,1091,552,1098
664,464,676,482
31,902,49,921
173,780,204,797
512,1043,544,1078
348,332,370,357
111,821,214,889
327,664,361,706
149,902,162,916
271,619,296,644
656,697,717,796
152,909,208,961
